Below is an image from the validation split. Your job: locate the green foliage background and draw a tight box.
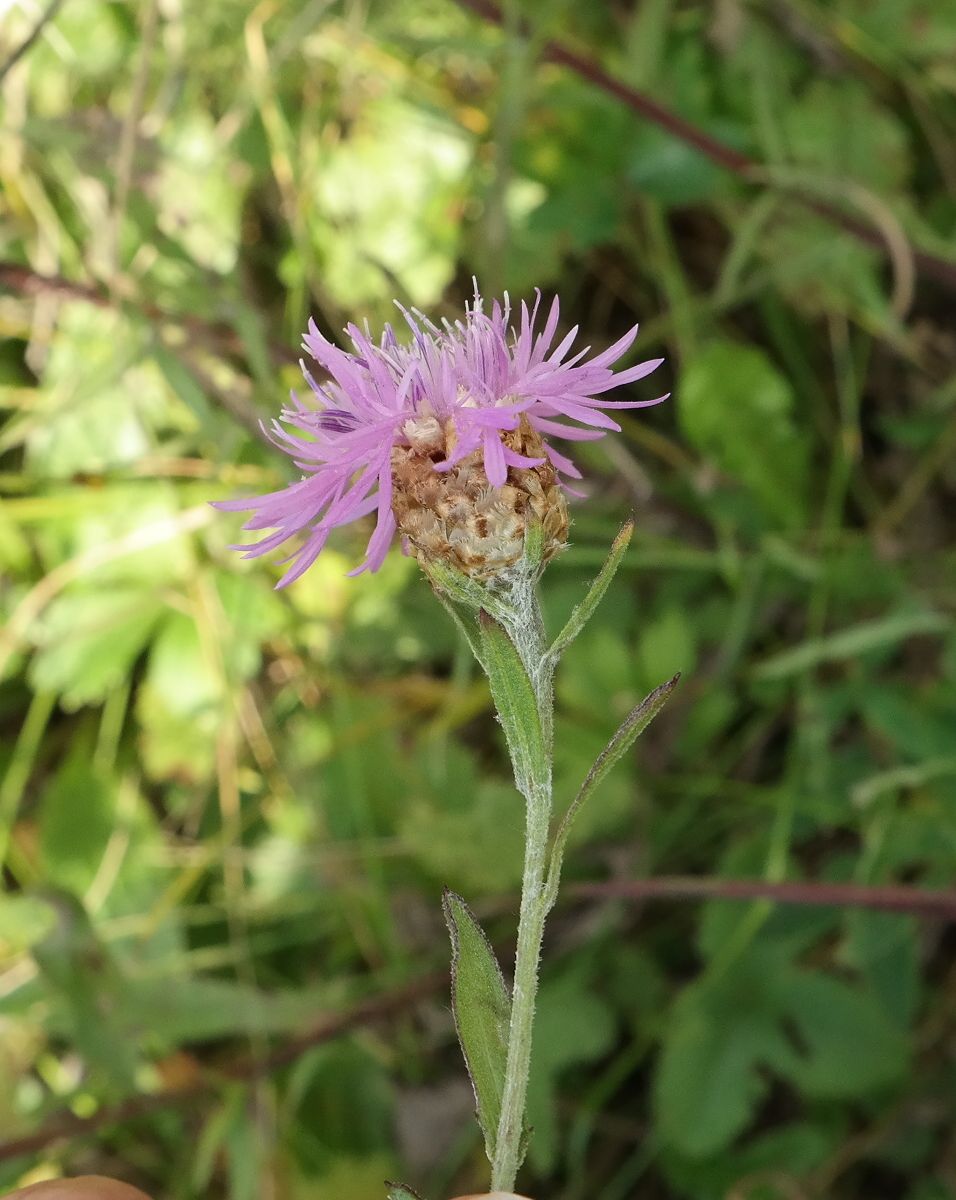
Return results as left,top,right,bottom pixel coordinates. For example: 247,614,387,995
2,1,956,1197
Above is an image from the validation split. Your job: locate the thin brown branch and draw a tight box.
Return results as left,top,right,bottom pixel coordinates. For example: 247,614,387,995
0,969,446,1162
569,876,956,917
2,874,953,1161
0,260,294,448
0,0,67,85
0,261,298,367
453,0,956,293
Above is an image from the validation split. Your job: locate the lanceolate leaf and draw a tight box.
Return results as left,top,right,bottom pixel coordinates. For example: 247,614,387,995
478,610,546,797
442,889,513,1162
546,520,634,662
422,559,509,623
385,1183,425,1200
544,674,680,908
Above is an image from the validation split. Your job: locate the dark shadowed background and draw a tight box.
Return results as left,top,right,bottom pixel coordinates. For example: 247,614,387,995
1,1,955,1197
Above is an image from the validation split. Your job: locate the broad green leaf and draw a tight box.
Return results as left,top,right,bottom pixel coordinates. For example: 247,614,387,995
662,1121,835,1199
780,970,908,1096
782,79,911,194
547,521,633,661
545,674,679,908
28,588,164,711
655,951,910,1157
400,779,524,893
0,894,56,955
286,1041,394,1167
478,611,546,796
136,612,220,784
679,340,809,528
310,96,468,308
654,960,794,1158
627,119,738,206
442,889,513,1162
844,909,920,1027
39,750,115,893
153,344,214,428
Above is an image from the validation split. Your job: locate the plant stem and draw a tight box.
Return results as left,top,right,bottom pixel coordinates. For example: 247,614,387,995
491,579,554,1192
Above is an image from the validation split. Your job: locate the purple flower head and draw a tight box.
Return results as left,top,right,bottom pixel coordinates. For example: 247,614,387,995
215,286,667,585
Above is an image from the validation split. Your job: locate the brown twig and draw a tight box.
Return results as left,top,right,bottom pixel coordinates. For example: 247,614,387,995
0,261,299,367
0,0,67,85
569,876,956,917
453,0,956,293
2,874,954,1160
0,969,446,1161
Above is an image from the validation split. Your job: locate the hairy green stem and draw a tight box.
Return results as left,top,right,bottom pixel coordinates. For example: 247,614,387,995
491,573,554,1192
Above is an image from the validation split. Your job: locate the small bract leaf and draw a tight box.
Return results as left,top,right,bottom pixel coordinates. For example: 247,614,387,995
385,1183,425,1200
477,611,546,797
545,674,679,909
442,889,514,1163
423,560,509,622
547,520,634,662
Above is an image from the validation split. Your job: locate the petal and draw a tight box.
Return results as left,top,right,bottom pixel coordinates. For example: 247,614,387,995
543,443,583,479
482,428,508,487
502,448,546,469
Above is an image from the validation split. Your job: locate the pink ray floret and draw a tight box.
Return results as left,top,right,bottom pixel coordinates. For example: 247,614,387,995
214,287,667,584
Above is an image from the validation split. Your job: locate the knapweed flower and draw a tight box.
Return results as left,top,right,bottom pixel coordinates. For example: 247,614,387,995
216,288,666,584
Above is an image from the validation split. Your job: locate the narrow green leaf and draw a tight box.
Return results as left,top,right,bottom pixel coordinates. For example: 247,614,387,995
385,1183,425,1200
547,521,634,661
544,674,679,909
752,610,951,681
478,610,546,795
442,888,513,1162
422,560,508,621
429,585,484,666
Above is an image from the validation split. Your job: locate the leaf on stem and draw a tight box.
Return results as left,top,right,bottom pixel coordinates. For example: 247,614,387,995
547,520,634,661
385,1184,426,1200
477,610,547,796
422,560,509,623
442,889,514,1163
544,673,680,909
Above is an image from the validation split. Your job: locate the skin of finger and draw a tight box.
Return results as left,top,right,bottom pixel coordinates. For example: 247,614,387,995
4,1178,153,1200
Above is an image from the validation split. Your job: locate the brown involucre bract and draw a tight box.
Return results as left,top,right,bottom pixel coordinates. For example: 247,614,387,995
391,415,568,578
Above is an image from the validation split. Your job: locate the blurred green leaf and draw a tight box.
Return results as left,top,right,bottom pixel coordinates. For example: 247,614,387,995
39,750,114,893
656,951,909,1157
780,970,908,1097
29,588,164,710
679,340,810,529
0,894,56,955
